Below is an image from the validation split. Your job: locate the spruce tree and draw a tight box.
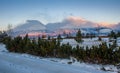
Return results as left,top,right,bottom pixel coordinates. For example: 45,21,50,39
57,34,62,40
75,29,82,43
109,30,117,39
48,36,51,40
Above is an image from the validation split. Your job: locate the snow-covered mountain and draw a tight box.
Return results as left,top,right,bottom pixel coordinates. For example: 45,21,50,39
12,16,120,36
46,22,65,32
46,16,98,32
14,20,46,32
46,16,113,35
13,20,46,36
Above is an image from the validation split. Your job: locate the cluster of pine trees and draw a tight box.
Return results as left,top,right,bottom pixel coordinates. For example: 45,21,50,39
3,35,72,58
73,42,120,64
108,31,120,39
2,34,120,65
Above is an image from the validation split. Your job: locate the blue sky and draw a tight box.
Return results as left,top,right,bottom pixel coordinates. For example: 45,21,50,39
0,0,120,30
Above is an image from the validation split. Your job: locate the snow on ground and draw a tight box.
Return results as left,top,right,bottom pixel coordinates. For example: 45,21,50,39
117,38,120,46
0,44,8,52
80,41,102,49
61,38,102,49
101,38,109,42
0,44,118,73
61,39,78,48
61,37,120,49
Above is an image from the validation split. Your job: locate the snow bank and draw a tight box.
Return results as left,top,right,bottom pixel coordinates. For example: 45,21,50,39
0,44,8,52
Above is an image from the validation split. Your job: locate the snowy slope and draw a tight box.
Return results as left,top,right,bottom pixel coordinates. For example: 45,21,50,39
0,44,117,73
99,29,112,34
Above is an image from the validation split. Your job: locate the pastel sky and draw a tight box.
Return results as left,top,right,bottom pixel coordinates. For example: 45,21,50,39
0,0,120,30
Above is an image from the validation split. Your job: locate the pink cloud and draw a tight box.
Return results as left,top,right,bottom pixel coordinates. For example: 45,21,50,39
65,16,86,24
98,22,111,27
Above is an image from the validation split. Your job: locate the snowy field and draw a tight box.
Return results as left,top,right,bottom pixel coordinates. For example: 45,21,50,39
61,37,120,49
0,44,119,73
61,38,103,48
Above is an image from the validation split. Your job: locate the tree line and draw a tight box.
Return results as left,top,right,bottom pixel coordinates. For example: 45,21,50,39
2,36,120,65
1,29,120,65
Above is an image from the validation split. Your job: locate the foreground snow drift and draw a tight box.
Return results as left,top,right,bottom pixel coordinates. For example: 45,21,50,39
0,44,117,73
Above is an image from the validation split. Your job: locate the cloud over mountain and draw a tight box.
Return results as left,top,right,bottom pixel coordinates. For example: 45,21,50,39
46,16,99,31
62,16,99,29
64,16,86,24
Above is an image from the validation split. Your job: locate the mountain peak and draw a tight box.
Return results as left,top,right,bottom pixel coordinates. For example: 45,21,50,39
13,20,46,32
26,20,44,25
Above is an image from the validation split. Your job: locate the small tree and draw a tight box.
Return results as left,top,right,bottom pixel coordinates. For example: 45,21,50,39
42,35,46,39
75,29,82,43
48,36,51,40
109,30,117,39
57,34,62,42
98,36,102,41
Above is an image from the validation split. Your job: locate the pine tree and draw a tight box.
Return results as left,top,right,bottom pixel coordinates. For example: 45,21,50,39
48,36,51,40
109,30,117,39
98,36,102,41
57,34,62,40
117,32,120,37
75,29,82,43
